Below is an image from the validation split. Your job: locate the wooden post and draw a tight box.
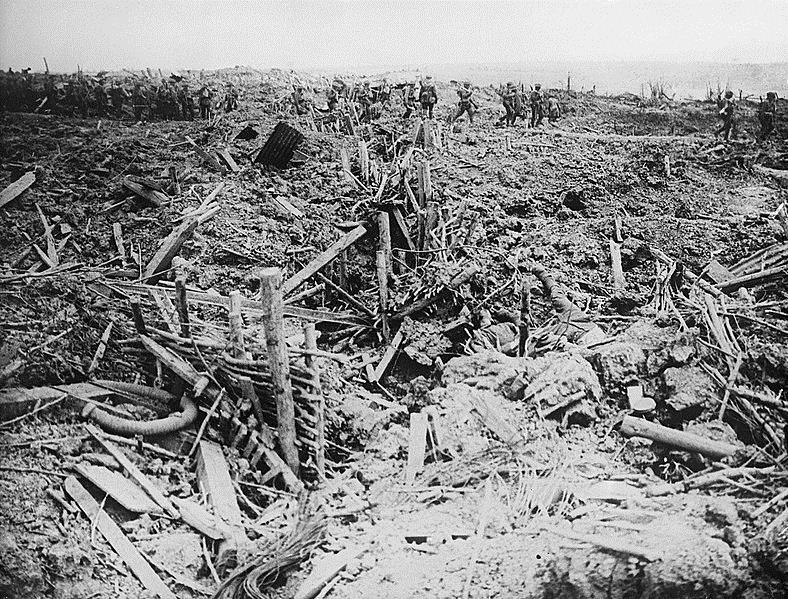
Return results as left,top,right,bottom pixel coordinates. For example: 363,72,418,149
416,163,426,208
518,278,531,357
338,249,349,288
303,323,325,480
424,202,439,250
258,267,300,476
129,299,147,334
378,211,392,275
175,277,190,338
423,118,433,148
359,139,369,183
228,290,245,358
609,239,625,290
423,161,432,203
112,223,127,263
376,250,390,342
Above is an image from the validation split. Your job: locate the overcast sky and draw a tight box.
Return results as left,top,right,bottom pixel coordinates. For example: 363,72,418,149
1,0,786,73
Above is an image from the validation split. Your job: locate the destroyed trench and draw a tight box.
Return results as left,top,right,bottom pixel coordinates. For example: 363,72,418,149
1,69,788,599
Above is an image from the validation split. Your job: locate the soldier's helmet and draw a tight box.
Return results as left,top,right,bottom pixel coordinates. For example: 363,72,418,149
535,83,541,90
463,81,471,88
506,81,515,88
724,90,733,99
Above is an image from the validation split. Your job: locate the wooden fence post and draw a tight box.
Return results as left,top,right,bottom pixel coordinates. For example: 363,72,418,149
258,267,300,476
303,323,325,480
378,211,392,275
228,290,245,358
376,251,390,342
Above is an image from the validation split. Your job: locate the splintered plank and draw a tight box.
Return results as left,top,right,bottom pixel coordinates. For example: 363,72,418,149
369,330,404,383
217,148,241,173
282,225,367,295
405,412,428,484
74,463,160,513
195,440,247,571
85,425,178,517
272,195,305,218
64,476,177,599
122,178,168,207
0,171,35,210
186,136,227,174
142,218,199,281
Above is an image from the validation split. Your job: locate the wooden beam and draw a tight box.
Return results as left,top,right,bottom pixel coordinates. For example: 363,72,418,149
0,382,113,420
369,330,404,383
64,476,177,599
85,424,179,518
74,463,160,513
304,323,325,480
282,225,367,296
142,218,199,282
620,415,739,460
0,171,35,210
195,440,247,574
228,290,246,358
122,179,167,207
258,268,300,476
217,148,240,173
405,412,428,484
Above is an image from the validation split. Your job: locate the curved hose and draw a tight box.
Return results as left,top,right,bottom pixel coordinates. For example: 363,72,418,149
82,394,198,437
93,380,177,403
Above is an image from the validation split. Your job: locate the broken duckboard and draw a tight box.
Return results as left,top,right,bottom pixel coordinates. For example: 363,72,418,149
195,440,248,574
0,171,35,210
74,463,161,514
64,476,177,599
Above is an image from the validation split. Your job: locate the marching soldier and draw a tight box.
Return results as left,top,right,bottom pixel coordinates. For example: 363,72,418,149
530,83,544,127
131,82,147,121
403,82,416,118
419,76,438,119
547,95,561,123
715,90,736,140
198,84,213,119
758,92,777,140
224,82,239,113
454,81,476,124
501,82,519,126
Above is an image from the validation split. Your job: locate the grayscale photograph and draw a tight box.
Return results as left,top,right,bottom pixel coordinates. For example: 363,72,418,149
0,1,786,597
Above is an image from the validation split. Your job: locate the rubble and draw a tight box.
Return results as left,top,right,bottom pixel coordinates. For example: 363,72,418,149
1,66,787,598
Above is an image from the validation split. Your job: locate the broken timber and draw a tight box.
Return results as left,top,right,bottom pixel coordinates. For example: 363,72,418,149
195,440,248,575
620,415,739,460
282,225,367,296
258,267,300,476
186,136,227,173
122,177,168,207
74,463,160,513
0,171,35,210
64,476,177,599
142,218,199,282
393,264,479,320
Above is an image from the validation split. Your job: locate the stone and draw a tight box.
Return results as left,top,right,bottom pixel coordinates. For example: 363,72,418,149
662,366,717,415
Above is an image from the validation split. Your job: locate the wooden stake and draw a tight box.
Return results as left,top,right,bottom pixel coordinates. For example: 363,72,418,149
423,161,432,203
112,223,127,262
416,163,426,208
228,290,245,358
376,250,390,342
609,239,625,289
258,268,300,476
359,139,369,183
303,323,325,480
378,211,392,275
518,279,531,357
282,225,367,296
129,299,147,334
174,277,190,338
87,321,114,376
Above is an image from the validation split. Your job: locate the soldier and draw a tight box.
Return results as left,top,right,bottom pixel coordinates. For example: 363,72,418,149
131,82,147,121
715,90,736,140
108,82,128,118
454,81,476,124
326,84,339,112
501,82,520,126
357,80,372,121
419,76,438,119
758,92,777,140
379,77,391,105
547,95,561,123
224,82,239,113
402,82,416,118
530,83,544,127
291,85,308,115
198,84,213,119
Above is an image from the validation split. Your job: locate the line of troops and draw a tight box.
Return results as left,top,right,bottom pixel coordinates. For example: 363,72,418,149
0,69,239,121
715,89,779,141
315,75,560,128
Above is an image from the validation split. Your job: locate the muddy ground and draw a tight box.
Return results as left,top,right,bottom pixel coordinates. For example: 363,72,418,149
1,69,787,599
